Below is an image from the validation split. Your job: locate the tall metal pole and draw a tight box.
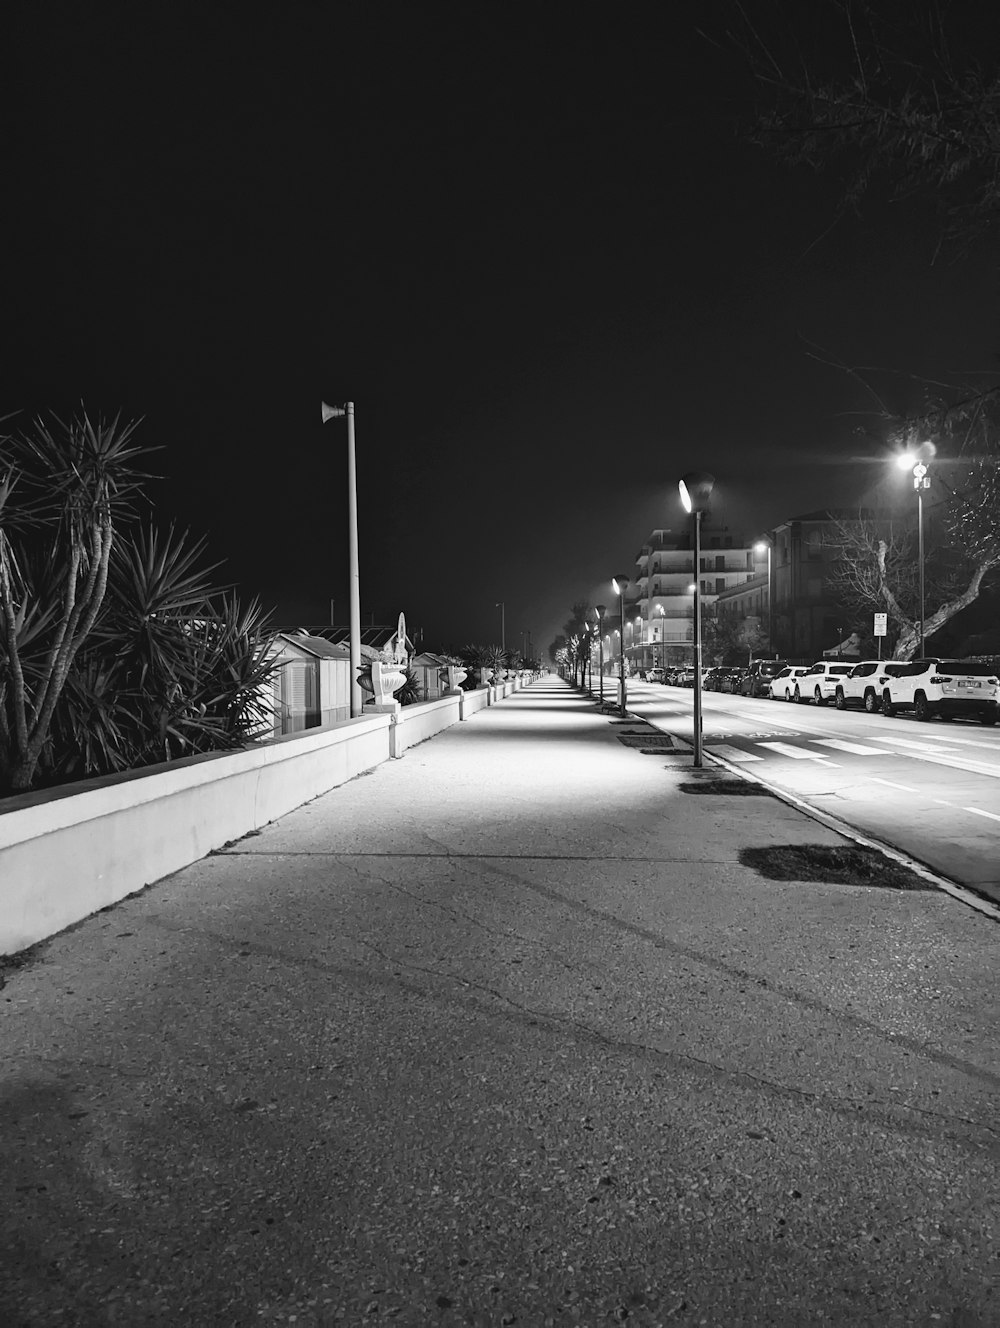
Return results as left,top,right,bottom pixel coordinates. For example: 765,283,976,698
767,544,774,655
618,594,627,717
693,511,704,767
346,403,362,718
917,486,925,659
496,601,505,651
323,400,363,718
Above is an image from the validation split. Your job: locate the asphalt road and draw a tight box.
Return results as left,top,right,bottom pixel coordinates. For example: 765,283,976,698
626,682,1000,906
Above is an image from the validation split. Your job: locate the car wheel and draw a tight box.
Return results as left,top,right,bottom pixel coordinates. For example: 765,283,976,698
834,688,846,710
814,685,826,707
982,712,998,727
784,688,793,702
863,689,878,714
914,692,932,722
794,686,805,704
881,691,895,717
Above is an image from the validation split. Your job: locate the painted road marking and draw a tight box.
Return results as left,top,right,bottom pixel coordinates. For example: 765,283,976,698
869,777,921,793
876,736,963,754
964,806,1000,823
708,744,764,762
755,742,840,763
811,738,893,756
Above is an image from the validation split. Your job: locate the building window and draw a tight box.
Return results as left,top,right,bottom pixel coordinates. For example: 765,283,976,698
715,555,725,571
716,578,725,593
724,536,733,548
710,537,720,549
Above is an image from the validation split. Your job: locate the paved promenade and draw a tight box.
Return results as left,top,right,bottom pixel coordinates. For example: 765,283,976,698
2,678,998,1326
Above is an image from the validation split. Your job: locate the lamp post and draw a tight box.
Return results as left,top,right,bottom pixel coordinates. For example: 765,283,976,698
655,604,665,669
897,448,932,658
612,576,629,717
495,601,505,651
595,605,606,704
679,471,716,768
754,538,773,656
321,400,363,718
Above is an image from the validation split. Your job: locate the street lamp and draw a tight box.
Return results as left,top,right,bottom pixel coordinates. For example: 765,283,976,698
679,471,715,767
321,400,363,718
495,601,505,651
595,605,607,704
655,604,665,668
611,575,630,717
897,447,933,658
754,538,773,656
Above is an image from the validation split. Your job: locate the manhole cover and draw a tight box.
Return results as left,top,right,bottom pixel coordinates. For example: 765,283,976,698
679,779,773,795
739,845,933,890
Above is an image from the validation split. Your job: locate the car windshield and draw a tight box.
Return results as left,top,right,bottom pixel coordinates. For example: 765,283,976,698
937,661,999,677
831,665,853,674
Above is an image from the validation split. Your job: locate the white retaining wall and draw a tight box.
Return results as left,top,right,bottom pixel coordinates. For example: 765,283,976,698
0,686,498,956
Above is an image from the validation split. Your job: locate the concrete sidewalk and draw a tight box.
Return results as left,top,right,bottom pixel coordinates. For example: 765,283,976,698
2,678,998,1326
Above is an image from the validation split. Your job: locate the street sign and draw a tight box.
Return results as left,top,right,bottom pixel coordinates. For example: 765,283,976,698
873,613,887,637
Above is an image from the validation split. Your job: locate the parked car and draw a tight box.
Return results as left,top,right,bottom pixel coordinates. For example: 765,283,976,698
675,666,696,686
722,667,750,694
740,659,787,698
768,665,811,701
793,660,857,706
878,658,1000,724
646,666,667,683
703,666,738,692
833,660,888,713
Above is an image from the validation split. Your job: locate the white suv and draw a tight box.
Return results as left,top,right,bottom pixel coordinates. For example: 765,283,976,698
879,659,1000,725
793,660,857,706
768,665,810,701
833,661,888,713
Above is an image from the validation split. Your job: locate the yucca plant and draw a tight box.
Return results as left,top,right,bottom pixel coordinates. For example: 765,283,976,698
40,526,279,781
1,409,152,793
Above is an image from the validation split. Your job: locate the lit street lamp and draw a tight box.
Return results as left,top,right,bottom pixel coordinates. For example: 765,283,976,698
595,605,607,704
897,447,933,658
679,471,715,767
754,538,773,656
321,400,363,718
611,575,630,717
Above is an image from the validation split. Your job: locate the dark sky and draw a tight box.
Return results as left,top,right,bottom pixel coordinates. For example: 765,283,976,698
4,1,998,656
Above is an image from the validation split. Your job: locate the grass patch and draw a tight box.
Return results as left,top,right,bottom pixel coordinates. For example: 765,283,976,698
739,844,934,890
679,779,773,796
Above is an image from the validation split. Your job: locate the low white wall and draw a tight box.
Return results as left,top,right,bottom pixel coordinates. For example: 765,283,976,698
1,680,519,957
0,714,392,956
390,694,462,757
460,687,490,719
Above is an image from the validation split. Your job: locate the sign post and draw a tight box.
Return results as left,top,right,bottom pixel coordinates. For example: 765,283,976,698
874,612,887,661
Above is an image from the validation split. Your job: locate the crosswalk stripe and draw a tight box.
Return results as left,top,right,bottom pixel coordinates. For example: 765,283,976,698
876,736,962,754
709,744,764,762
811,739,893,756
755,741,839,762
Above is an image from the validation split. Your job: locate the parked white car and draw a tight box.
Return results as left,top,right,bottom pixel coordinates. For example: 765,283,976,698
768,665,811,701
833,660,888,713
792,660,856,706
879,659,1000,724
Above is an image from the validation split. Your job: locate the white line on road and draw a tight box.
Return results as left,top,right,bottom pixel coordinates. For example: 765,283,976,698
707,744,764,762
755,742,840,763
964,806,1000,823
868,777,921,792
810,738,893,756
875,736,963,754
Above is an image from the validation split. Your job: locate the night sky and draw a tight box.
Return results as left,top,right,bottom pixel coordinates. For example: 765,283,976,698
4,1,998,657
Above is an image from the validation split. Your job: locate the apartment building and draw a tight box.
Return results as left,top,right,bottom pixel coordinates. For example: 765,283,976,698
622,525,760,671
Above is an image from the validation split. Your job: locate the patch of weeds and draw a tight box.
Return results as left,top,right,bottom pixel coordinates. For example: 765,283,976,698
679,779,774,796
739,844,934,890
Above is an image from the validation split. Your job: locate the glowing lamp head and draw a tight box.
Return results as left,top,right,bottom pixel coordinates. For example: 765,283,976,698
612,576,630,596
679,471,715,514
